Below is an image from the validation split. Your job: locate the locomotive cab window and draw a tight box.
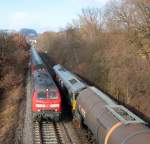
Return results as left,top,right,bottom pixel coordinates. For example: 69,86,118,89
37,91,46,99
47,90,58,99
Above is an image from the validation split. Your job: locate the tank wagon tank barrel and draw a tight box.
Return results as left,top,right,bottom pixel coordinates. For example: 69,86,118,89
53,64,150,144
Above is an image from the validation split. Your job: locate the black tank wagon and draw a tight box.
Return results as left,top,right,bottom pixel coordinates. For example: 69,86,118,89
53,64,150,144
76,86,150,144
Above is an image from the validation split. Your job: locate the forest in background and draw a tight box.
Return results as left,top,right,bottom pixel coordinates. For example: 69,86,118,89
0,32,29,143
37,0,150,119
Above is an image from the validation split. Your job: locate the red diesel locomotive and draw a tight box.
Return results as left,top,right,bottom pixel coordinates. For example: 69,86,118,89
31,47,62,121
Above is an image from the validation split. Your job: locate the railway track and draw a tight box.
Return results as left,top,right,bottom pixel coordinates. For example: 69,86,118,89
34,55,95,144
33,121,91,144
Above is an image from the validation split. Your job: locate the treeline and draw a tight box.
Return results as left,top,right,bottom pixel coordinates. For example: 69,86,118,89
0,33,30,87
0,32,30,143
37,0,150,118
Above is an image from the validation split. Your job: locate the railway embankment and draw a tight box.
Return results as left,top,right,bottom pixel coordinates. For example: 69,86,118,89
22,73,33,144
0,32,30,144
0,84,25,144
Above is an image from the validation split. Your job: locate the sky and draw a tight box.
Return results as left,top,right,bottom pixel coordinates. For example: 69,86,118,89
0,0,110,33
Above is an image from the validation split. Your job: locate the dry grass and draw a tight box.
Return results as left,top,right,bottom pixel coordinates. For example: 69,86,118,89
0,85,24,144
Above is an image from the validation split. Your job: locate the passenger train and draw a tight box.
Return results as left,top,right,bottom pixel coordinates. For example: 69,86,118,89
53,64,150,144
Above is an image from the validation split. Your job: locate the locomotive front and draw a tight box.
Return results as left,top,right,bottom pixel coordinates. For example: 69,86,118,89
32,71,62,121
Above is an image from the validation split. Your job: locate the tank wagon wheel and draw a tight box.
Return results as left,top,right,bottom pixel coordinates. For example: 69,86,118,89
73,111,82,129
73,117,81,128
87,130,91,139
87,130,97,144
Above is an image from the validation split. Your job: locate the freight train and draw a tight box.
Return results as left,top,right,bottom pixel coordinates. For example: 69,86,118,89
53,64,150,144
31,47,62,121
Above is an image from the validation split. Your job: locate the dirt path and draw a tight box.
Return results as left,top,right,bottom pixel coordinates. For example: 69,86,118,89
23,73,33,144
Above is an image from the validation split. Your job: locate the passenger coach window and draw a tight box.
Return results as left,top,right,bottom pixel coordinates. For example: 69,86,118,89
37,91,46,99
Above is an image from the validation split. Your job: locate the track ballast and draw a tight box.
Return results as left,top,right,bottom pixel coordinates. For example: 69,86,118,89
33,121,93,144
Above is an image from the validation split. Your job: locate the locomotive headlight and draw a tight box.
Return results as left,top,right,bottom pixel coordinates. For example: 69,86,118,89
36,104,46,108
50,104,59,108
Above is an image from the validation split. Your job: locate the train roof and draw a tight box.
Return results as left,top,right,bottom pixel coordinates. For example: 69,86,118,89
89,87,116,105
31,46,43,65
33,71,57,90
91,87,145,124
78,86,145,124
53,64,86,93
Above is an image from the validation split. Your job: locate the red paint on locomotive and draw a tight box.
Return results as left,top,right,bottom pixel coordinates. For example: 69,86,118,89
32,89,62,112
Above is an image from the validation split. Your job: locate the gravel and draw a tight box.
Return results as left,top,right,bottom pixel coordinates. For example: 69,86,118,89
22,73,33,144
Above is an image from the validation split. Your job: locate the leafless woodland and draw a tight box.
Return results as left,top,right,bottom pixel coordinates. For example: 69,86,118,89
37,0,150,119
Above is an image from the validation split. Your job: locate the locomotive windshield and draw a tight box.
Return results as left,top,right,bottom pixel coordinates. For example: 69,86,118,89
47,90,58,99
37,89,58,100
37,91,47,99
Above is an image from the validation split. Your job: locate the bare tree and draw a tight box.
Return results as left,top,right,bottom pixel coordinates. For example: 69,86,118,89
79,8,104,40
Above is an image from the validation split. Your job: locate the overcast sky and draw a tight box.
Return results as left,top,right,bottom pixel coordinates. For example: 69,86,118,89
0,0,110,32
